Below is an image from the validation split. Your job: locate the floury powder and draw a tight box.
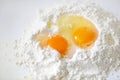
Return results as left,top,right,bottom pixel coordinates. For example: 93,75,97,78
14,1,120,80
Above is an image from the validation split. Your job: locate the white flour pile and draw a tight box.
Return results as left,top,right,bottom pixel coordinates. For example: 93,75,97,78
14,1,120,80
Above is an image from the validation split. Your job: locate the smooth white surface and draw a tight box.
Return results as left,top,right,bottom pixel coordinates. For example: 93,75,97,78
0,0,120,80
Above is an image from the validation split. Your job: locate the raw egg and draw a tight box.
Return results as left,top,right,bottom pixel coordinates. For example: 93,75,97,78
57,15,98,49
35,15,98,58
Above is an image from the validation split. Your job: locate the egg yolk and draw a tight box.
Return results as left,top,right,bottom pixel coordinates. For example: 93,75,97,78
47,35,68,57
73,26,98,49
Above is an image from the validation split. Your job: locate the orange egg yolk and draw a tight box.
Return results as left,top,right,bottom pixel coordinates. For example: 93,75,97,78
47,35,68,57
73,26,98,49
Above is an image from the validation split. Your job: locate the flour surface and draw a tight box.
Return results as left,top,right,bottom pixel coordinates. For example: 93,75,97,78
15,1,120,80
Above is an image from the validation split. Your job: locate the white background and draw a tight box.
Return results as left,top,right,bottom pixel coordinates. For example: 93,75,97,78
0,0,120,80
0,0,120,41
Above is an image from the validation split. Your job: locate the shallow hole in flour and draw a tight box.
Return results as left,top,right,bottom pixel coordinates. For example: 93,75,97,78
33,14,99,58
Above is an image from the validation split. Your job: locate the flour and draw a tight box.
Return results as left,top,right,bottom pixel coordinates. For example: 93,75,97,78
15,1,120,80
